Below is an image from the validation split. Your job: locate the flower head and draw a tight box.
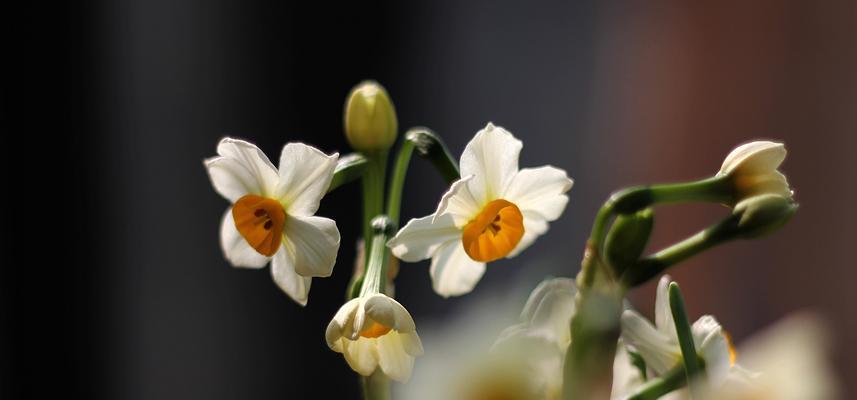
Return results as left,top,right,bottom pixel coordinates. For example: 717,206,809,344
326,293,423,382
489,278,578,400
388,123,573,297
344,81,398,152
698,314,839,400
620,276,735,385
205,138,341,305
718,141,792,204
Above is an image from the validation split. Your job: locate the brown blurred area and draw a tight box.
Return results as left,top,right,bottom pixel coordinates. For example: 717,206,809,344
586,0,857,392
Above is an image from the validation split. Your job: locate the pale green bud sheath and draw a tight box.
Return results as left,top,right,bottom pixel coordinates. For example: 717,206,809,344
733,194,798,238
360,216,395,296
605,208,654,276
344,81,398,153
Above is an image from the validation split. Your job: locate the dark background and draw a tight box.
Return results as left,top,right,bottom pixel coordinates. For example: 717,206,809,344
3,1,855,399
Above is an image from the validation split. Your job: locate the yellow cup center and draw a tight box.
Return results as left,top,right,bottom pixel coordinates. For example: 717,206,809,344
359,321,392,339
232,194,286,257
462,199,525,262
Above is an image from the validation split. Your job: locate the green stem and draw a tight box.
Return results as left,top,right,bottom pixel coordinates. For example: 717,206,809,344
621,214,741,287
328,153,368,193
361,152,388,260
624,365,687,400
407,128,459,184
386,133,416,226
350,151,387,300
669,282,704,398
361,371,391,400
359,216,394,296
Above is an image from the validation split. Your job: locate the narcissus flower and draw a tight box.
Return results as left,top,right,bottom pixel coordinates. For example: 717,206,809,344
326,293,424,382
718,141,792,204
620,276,735,385
205,138,341,305
489,278,578,400
698,314,839,400
388,123,573,297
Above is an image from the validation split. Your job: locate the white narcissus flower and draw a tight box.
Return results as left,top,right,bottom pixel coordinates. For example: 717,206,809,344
489,278,578,400
697,313,839,400
620,276,736,386
325,293,424,382
388,123,573,297
205,138,341,305
718,141,792,203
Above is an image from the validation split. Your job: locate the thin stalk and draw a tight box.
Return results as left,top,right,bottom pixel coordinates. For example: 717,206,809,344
669,282,704,398
621,214,741,287
624,365,687,400
386,135,415,226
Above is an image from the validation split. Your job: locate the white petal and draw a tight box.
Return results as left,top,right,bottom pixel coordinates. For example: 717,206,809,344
507,211,549,258
503,166,573,221
691,315,723,347
654,275,676,338
523,278,578,346
219,208,270,268
326,298,362,349
342,338,380,376
620,310,680,374
429,241,486,298
719,141,785,176
697,328,731,386
387,214,460,262
400,331,424,356
376,332,415,382
274,143,339,216
207,138,279,200
363,294,416,333
283,215,340,278
459,123,523,205
270,244,312,306
433,175,479,226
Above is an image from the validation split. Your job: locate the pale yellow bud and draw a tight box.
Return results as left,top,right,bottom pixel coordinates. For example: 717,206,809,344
344,81,398,152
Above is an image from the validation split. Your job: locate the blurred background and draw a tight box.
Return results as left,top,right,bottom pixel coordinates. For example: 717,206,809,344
3,0,855,398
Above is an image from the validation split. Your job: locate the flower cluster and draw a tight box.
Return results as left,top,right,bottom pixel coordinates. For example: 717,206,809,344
203,80,832,400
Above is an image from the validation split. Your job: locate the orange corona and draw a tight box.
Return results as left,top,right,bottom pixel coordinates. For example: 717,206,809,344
359,321,393,339
232,194,287,256
462,199,525,262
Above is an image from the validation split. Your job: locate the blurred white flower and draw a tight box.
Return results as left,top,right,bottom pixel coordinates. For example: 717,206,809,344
490,278,578,399
325,293,423,383
718,141,792,203
620,276,735,385
610,340,645,400
205,138,341,305
698,313,840,400
388,123,573,297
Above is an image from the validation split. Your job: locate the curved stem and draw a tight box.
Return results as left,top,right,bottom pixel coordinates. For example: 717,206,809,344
386,136,415,226
621,214,741,287
328,153,368,193
624,365,687,400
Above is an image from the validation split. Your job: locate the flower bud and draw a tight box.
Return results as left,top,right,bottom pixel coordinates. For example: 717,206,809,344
733,194,798,238
605,208,654,275
718,141,793,205
344,81,398,152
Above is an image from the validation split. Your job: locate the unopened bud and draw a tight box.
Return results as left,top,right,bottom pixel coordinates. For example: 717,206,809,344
733,194,797,238
605,208,654,275
344,81,398,152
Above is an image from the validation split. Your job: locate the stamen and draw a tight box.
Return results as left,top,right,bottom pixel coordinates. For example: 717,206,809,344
462,199,525,262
